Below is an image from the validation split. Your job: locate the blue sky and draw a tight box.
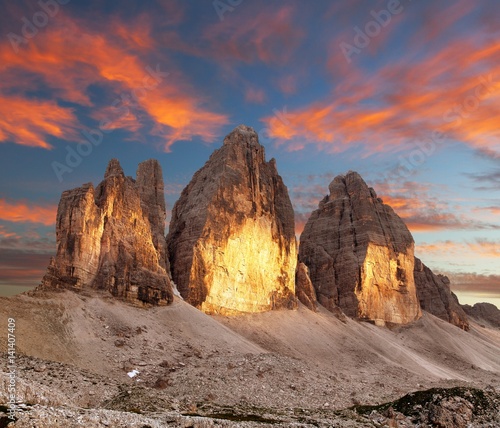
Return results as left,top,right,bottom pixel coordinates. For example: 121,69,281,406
0,0,499,305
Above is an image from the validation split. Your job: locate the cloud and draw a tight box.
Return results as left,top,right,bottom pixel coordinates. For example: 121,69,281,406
0,95,81,149
0,199,57,225
202,4,304,65
294,212,311,238
371,179,499,232
476,206,500,216
164,183,186,196
288,173,335,237
417,238,500,259
288,174,498,236
465,169,500,191
277,75,299,95
0,13,229,150
445,272,500,296
245,87,266,104
0,248,49,287
261,32,500,157
0,225,20,240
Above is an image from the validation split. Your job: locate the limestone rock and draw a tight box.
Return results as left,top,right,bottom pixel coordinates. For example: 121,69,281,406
462,302,499,328
295,262,318,311
166,125,297,314
299,171,421,325
40,159,173,305
414,258,469,330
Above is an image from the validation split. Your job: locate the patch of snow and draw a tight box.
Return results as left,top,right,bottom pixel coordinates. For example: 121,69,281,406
127,369,139,378
172,281,183,299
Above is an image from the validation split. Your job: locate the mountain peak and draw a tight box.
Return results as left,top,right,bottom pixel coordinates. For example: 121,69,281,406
223,124,260,146
104,158,124,179
40,159,173,305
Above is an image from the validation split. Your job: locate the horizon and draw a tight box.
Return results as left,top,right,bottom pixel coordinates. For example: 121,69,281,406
0,0,499,307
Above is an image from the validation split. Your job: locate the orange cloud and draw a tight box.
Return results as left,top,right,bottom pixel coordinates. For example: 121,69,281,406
0,225,20,239
479,206,500,215
467,239,500,258
0,199,57,225
0,95,80,149
0,14,229,150
446,272,500,296
371,179,499,233
418,239,500,259
262,35,500,157
294,212,310,238
0,249,50,287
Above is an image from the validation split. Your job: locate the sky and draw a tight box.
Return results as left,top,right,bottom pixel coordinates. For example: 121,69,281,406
0,0,499,307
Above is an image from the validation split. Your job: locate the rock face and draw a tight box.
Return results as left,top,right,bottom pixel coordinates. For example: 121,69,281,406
40,159,174,305
299,171,421,325
462,302,499,328
295,262,318,311
166,125,297,314
414,258,469,330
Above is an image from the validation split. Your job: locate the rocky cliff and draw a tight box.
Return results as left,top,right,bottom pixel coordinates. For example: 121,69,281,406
40,159,174,305
299,171,421,325
166,125,297,314
413,258,469,330
462,302,500,328
295,262,318,311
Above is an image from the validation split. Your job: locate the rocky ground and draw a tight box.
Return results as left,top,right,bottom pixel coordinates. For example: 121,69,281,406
0,290,499,427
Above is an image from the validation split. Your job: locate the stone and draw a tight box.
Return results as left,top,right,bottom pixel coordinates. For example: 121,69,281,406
295,262,318,311
40,159,174,305
428,397,473,428
414,258,469,330
166,125,297,314
462,302,499,328
299,171,421,325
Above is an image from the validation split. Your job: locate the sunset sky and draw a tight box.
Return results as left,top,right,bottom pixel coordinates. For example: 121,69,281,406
0,0,499,306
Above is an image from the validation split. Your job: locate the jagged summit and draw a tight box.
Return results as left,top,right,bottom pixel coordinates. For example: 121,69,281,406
40,158,173,305
167,125,297,315
104,158,124,178
299,170,421,325
299,170,469,329
37,144,469,329
223,124,260,146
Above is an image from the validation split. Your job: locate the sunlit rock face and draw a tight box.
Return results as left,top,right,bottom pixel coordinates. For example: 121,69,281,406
414,258,469,330
299,171,421,325
40,159,174,305
167,125,297,315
